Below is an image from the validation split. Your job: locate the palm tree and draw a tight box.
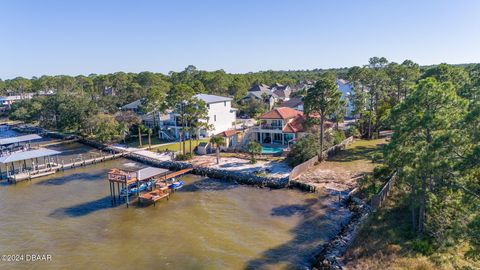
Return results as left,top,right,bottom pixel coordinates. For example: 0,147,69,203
209,136,225,164
137,125,143,147
148,128,152,149
246,141,261,164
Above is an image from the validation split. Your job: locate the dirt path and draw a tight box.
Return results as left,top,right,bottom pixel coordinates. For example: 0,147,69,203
299,139,386,193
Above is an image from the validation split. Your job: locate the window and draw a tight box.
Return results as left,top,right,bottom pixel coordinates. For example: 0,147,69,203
214,115,216,121
224,101,226,106
207,104,210,109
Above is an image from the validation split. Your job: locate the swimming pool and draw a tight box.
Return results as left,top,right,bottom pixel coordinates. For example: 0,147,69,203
261,146,284,154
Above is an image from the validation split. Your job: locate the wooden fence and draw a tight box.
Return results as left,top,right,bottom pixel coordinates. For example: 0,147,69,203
370,171,397,209
289,136,354,181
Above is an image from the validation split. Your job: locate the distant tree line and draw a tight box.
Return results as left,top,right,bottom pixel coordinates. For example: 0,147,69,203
3,66,334,143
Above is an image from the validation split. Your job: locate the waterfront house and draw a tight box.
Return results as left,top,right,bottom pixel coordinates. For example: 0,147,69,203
121,94,237,141
0,93,34,112
158,94,237,140
247,107,305,146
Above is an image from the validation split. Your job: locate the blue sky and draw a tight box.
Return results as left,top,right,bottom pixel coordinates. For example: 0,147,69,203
1,0,480,79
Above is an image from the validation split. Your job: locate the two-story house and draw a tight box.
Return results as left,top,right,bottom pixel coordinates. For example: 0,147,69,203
248,107,305,146
158,94,237,140
241,83,292,110
120,94,237,141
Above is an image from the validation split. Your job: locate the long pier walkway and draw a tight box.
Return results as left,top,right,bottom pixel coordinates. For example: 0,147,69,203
7,152,124,183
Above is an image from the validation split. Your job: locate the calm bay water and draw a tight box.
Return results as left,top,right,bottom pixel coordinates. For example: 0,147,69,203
0,138,350,269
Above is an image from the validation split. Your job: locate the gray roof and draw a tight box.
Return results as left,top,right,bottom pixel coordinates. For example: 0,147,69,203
248,84,271,93
279,97,304,108
0,134,42,146
194,94,232,104
136,167,169,181
0,148,61,163
121,99,143,110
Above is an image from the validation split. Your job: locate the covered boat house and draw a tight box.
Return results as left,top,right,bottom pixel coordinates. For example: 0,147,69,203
0,147,61,182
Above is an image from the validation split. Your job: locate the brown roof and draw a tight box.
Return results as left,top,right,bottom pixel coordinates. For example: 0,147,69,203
283,115,306,133
216,129,238,137
259,107,303,120
282,114,333,133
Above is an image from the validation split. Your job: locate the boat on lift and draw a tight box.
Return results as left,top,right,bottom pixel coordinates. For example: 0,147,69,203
168,178,185,190
120,181,153,197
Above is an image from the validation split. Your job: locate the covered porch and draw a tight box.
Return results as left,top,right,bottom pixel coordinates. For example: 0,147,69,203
255,131,295,145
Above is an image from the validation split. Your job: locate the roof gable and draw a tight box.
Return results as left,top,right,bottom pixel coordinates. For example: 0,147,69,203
259,107,303,120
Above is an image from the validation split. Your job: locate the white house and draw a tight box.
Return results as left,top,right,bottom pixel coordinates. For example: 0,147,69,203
197,94,237,136
278,80,355,118
130,94,236,141
0,93,34,112
336,79,354,118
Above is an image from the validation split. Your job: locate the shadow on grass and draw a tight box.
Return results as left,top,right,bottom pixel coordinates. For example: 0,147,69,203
245,195,351,269
343,192,415,265
328,143,385,163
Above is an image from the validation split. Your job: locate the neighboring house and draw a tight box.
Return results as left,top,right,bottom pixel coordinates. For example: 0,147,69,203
282,80,355,118
336,79,354,118
291,80,315,94
120,94,237,141
278,97,304,111
120,99,143,114
0,93,34,111
102,86,116,96
270,83,292,101
216,129,242,150
242,83,292,110
247,107,306,146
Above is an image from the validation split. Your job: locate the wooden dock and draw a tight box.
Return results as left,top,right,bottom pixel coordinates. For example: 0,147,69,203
161,167,194,180
139,185,170,206
36,138,79,148
7,152,124,183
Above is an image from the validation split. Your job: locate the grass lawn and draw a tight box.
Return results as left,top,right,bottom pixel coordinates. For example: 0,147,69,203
343,188,479,270
153,139,209,153
329,138,387,164
126,136,170,148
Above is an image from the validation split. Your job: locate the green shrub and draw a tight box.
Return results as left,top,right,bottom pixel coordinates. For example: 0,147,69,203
175,153,194,161
286,134,318,167
373,165,392,180
332,130,346,145
345,125,361,138
411,239,434,255
371,152,384,163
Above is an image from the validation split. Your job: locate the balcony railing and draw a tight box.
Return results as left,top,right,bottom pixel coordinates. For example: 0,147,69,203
260,125,283,130
160,121,178,127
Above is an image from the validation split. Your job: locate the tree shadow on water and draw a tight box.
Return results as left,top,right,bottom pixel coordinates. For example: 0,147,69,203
178,178,239,193
36,171,105,186
49,196,118,219
245,195,351,270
